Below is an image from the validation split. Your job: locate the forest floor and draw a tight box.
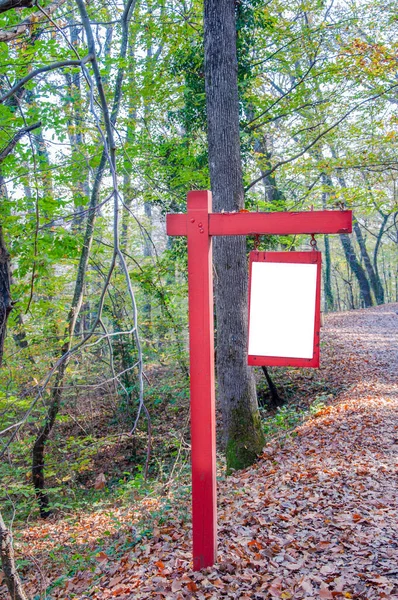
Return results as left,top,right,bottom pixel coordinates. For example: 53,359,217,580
1,303,398,600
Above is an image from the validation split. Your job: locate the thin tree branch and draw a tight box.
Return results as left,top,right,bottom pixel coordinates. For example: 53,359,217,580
0,55,93,104
34,0,80,59
0,0,65,42
0,121,41,164
246,58,319,130
245,83,398,192
76,0,147,442
0,0,32,13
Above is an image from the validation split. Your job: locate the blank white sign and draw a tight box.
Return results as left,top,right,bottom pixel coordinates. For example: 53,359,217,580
248,261,317,359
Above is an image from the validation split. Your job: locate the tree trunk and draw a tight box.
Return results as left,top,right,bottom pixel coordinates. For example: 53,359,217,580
204,0,264,472
261,366,284,409
328,167,373,309
321,173,334,311
373,213,389,287
334,273,342,311
0,172,12,366
323,234,334,311
142,201,153,342
0,513,29,600
381,249,389,302
353,217,384,304
339,234,373,308
142,44,153,344
121,42,136,251
0,225,12,367
64,16,90,229
32,148,106,516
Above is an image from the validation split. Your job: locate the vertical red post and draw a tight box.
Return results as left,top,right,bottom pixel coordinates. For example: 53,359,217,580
186,190,217,570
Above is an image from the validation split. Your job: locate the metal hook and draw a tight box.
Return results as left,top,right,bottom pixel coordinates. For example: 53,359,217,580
310,234,318,251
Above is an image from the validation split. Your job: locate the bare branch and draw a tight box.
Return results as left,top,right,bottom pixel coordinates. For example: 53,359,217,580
247,59,320,131
0,0,65,42
0,55,94,104
0,0,32,14
246,83,398,192
0,121,41,164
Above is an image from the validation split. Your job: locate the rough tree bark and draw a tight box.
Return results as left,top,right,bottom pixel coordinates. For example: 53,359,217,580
339,234,373,308
0,225,12,367
204,0,264,472
321,173,334,311
353,217,384,305
0,0,32,13
0,514,29,600
326,166,373,309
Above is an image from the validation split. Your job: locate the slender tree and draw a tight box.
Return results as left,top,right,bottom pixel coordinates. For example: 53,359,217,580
321,172,334,311
0,7,30,598
353,218,384,304
0,513,28,600
339,234,373,308
31,0,139,516
0,225,11,367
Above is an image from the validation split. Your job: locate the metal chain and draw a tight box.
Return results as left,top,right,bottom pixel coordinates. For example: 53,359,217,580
310,233,318,251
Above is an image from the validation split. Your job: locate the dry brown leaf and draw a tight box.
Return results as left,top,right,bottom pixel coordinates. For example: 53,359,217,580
171,579,182,592
94,473,106,490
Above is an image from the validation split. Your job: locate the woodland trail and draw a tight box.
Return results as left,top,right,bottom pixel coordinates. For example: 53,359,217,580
3,304,398,599
210,303,398,599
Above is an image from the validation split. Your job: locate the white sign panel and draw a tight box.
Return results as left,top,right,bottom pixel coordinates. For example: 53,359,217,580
248,260,318,360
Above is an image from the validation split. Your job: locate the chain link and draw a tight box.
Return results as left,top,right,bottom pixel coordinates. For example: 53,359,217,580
310,234,318,251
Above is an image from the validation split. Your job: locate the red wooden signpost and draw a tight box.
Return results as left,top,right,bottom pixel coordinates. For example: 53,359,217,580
166,190,352,570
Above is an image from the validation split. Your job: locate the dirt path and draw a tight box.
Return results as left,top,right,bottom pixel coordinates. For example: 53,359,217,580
3,304,398,599
211,304,398,599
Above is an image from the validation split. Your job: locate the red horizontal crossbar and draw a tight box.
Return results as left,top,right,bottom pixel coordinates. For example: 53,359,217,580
166,210,352,237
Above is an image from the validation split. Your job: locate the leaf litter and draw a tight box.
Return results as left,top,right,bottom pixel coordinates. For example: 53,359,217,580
1,304,398,599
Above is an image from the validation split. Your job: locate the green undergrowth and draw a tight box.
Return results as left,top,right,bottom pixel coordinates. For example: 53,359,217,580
0,367,191,523
257,368,341,411
260,393,331,442
256,362,350,442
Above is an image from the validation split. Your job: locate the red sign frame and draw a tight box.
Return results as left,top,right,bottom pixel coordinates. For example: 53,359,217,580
166,190,352,570
248,251,322,368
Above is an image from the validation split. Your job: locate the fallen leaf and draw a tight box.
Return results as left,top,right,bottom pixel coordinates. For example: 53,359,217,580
94,473,106,490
